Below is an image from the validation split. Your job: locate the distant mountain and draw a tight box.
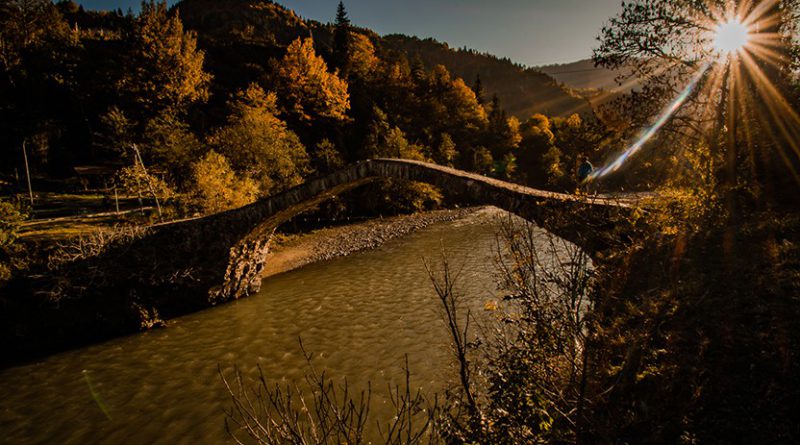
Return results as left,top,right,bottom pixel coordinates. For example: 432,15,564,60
175,0,309,47
537,59,625,92
381,35,591,119
174,0,590,120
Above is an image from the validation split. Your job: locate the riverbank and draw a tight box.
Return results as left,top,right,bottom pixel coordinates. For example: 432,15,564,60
264,207,480,278
0,207,480,368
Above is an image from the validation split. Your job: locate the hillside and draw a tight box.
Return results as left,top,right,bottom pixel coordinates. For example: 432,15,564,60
537,58,624,91
380,35,591,119
174,0,589,121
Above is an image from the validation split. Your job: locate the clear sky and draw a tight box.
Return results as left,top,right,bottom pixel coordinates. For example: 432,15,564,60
76,0,623,66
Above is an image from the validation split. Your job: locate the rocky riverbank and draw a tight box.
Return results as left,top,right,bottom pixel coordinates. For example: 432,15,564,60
263,207,480,277
0,207,479,368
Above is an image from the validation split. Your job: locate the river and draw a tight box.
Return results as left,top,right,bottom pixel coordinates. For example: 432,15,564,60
0,208,564,444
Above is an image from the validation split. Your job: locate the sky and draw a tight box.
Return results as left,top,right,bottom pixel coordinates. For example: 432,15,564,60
76,0,623,66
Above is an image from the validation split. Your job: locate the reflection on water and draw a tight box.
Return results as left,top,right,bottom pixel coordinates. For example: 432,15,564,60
0,208,557,444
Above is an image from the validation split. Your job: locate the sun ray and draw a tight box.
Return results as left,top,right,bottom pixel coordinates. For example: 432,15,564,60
587,62,713,181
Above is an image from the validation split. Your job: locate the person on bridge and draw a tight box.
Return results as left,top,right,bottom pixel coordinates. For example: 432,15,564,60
577,155,595,195
577,155,594,183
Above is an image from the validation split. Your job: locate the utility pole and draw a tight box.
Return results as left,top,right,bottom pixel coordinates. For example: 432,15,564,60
132,144,162,219
22,140,34,206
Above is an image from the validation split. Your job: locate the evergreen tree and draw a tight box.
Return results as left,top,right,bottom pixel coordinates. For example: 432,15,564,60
332,1,350,71
472,74,484,105
485,93,520,160
434,133,457,166
517,113,556,186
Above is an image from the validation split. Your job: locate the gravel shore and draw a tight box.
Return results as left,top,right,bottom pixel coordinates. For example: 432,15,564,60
262,207,480,277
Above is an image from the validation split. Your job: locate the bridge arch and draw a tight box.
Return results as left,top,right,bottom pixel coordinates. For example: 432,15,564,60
21,158,636,337
122,159,634,311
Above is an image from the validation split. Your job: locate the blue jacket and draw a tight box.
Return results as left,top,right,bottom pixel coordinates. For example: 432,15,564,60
578,161,593,180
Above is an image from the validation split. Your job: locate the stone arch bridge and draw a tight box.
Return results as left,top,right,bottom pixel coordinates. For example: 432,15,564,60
125,158,635,307
16,159,641,350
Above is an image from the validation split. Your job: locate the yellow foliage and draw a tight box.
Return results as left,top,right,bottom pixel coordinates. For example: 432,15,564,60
274,37,350,122
347,33,380,79
116,163,175,201
189,151,259,215
123,1,211,114
209,84,310,195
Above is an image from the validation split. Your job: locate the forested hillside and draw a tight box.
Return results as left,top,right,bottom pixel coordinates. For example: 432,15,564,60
0,0,614,215
380,34,591,119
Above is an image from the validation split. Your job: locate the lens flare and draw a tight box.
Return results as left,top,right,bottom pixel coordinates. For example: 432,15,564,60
713,19,751,54
587,63,712,182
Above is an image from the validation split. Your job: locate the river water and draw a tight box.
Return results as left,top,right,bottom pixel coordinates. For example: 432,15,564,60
0,208,562,444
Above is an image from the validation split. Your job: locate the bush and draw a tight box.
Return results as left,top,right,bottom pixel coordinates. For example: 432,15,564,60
116,162,176,202
426,215,594,444
188,151,259,215
0,198,28,282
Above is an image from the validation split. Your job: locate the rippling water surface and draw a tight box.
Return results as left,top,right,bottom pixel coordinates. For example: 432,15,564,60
0,209,556,444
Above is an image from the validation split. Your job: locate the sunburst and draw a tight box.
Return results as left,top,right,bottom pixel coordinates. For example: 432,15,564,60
589,0,800,185
713,18,751,54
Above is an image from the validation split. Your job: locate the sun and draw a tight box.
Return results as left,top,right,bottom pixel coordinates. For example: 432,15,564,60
713,18,751,54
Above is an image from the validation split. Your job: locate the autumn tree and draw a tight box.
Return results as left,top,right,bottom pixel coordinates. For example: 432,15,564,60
434,132,457,166
119,1,210,119
0,198,27,283
209,83,310,195
273,37,350,123
0,0,72,70
188,151,259,215
141,112,202,181
346,32,380,81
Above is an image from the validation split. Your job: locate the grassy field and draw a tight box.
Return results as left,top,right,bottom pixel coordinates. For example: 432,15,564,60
11,192,156,242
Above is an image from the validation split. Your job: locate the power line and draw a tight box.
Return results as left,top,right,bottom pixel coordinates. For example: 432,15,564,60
539,68,605,75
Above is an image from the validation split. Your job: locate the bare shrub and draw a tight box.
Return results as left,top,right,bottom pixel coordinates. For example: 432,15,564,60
426,214,595,444
47,225,148,269
221,344,441,445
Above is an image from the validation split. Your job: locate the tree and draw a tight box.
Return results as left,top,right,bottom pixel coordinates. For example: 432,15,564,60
363,106,425,161
273,37,350,123
472,73,485,105
188,151,259,215
312,138,344,173
594,0,800,207
332,1,350,71
0,198,27,283
517,114,556,186
486,94,521,160
141,112,202,182
434,133,457,166
119,0,210,119
471,146,494,175
115,161,175,203
0,0,71,70
346,32,379,81
209,83,310,195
